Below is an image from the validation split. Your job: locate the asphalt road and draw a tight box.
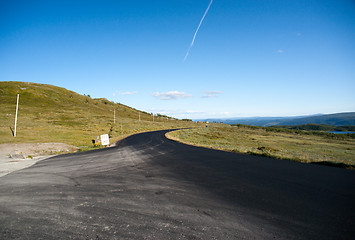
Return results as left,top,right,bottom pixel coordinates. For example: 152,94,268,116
1,130,354,239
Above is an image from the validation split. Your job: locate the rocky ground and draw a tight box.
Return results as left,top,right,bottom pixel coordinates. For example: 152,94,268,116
0,143,77,177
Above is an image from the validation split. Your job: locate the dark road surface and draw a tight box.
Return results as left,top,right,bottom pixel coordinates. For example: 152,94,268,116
1,130,355,239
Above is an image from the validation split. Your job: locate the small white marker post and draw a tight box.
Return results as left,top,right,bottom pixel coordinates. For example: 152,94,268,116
14,94,19,137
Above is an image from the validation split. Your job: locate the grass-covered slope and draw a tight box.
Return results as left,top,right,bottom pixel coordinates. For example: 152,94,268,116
202,112,355,127
269,124,355,132
167,124,355,169
0,81,197,146
276,112,355,126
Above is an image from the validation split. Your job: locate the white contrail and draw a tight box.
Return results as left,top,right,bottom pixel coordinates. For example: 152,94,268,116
183,0,214,62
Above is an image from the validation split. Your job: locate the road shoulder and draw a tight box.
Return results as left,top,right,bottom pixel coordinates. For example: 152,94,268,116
0,143,77,177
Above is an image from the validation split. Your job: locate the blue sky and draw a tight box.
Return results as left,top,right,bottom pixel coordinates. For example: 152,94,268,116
1,0,354,119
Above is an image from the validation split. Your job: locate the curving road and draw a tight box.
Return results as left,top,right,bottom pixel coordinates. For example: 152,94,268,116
1,130,354,239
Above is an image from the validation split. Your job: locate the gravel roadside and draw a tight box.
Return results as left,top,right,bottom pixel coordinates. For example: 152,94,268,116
0,143,77,177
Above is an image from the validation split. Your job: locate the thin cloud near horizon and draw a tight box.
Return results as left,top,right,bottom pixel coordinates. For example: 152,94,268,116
153,91,192,100
121,91,138,95
113,91,138,97
202,91,222,98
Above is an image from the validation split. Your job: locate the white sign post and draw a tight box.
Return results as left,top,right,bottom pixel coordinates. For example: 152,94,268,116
100,134,110,146
14,94,19,137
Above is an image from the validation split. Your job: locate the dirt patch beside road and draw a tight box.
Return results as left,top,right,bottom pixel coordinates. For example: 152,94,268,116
0,143,77,158
0,143,77,177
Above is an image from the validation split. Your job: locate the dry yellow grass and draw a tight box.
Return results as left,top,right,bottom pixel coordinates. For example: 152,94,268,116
0,81,199,148
167,124,355,169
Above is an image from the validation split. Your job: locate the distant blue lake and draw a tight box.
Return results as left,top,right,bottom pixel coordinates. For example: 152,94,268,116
329,131,355,134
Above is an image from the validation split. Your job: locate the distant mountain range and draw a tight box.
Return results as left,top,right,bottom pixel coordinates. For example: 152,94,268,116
198,112,355,127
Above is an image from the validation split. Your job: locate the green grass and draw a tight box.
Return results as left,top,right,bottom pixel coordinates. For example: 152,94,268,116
4,82,354,169
167,124,355,169
0,81,199,148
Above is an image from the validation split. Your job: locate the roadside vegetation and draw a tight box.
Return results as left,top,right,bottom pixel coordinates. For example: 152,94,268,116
264,124,355,133
0,82,199,150
2,82,354,168
167,124,355,169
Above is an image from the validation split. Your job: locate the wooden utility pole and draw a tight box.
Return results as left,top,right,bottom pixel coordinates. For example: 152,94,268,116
139,112,141,121
114,109,116,124
14,94,19,137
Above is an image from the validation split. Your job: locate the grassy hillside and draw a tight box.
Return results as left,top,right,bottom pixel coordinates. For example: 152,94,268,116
201,112,355,127
276,112,355,126
269,124,355,132
0,81,198,147
167,124,355,169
